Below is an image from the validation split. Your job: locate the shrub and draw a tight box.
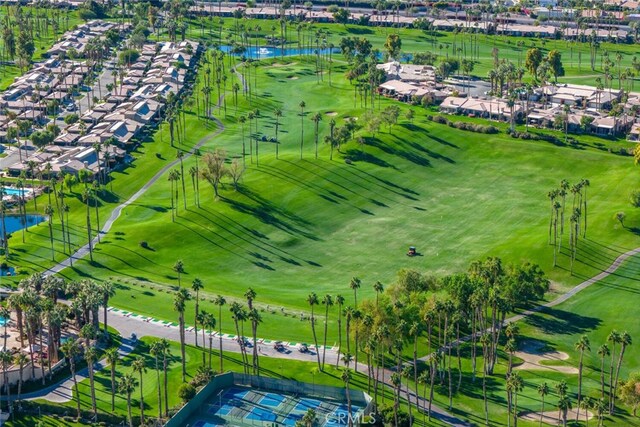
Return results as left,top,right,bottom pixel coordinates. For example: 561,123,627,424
630,190,640,208
178,383,196,402
432,115,449,125
139,241,149,249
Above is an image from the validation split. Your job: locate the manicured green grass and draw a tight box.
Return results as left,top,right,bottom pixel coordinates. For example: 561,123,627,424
186,16,640,87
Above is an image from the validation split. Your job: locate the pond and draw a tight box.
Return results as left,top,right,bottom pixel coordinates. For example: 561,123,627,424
1,214,46,235
219,45,340,59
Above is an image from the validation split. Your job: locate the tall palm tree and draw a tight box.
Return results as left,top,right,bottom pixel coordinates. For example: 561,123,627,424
612,331,632,413
274,107,283,159
105,347,119,411
597,344,610,399
44,204,55,260
349,277,361,307
60,340,81,419
299,101,306,159
203,312,217,370
173,259,185,287
307,292,321,370
150,341,164,419
607,330,621,410
173,287,191,382
84,346,98,418
558,395,572,427
537,382,549,427
230,302,249,373
82,188,93,261
14,352,28,405
507,372,524,427
311,112,322,159
191,278,204,349
132,356,147,426
575,335,591,421
335,294,344,368
321,294,333,370
160,339,170,417
373,281,384,307
0,350,12,411
99,281,115,336
214,295,226,372
342,368,354,427
248,308,262,375
118,372,138,427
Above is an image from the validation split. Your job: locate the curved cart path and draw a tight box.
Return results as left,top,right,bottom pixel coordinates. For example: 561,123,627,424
43,117,225,276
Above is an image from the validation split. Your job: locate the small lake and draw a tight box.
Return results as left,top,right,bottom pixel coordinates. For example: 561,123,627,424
1,215,46,235
219,45,340,59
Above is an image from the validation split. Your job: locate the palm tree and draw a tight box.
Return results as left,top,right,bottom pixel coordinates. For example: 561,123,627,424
14,352,28,404
44,204,55,260
105,347,119,411
160,339,170,416
214,295,226,372
274,108,283,159
428,351,441,421
342,368,354,427
203,312,217,370
537,382,550,427
507,372,524,427
597,344,610,399
335,294,345,368
150,341,164,419
60,340,81,419
373,281,384,307
248,308,262,375
558,395,572,427
575,335,591,421
82,188,93,262
118,372,138,427
311,112,322,159
612,331,632,413
307,292,321,370
0,350,12,411
321,294,333,370
608,330,621,410
299,101,306,159
84,346,98,418
173,287,191,382
173,259,185,287
191,278,204,348
132,356,147,426
349,277,361,307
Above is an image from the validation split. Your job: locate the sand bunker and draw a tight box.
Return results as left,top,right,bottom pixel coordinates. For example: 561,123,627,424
287,76,299,80
520,408,593,424
325,111,338,116
271,62,298,67
514,340,578,374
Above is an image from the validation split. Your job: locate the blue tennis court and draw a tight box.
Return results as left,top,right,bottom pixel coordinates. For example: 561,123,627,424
207,404,233,416
193,421,220,427
294,398,322,412
245,406,277,422
283,413,304,426
222,387,249,400
259,392,286,407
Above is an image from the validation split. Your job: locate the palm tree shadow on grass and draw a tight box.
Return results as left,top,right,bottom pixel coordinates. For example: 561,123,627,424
343,148,397,169
365,136,432,168
524,307,601,336
221,188,319,242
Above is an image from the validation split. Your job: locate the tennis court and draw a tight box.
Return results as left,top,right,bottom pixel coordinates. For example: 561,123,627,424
186,385,363,426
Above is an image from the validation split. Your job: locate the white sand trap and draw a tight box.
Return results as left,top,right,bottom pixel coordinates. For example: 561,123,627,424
520,408,593,424
514,340,578,374
271,62,298,67
325,111,338,116
287,76,299,80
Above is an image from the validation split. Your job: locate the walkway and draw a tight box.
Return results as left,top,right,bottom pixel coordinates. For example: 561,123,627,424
43,116,225,276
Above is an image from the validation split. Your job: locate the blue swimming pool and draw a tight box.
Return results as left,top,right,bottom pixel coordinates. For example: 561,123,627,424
2,187,30,196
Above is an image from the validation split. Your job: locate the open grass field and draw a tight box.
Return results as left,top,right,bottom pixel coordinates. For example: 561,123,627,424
3,53,638,345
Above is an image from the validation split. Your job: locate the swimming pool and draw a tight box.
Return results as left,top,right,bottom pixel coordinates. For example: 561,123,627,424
2,187,31,196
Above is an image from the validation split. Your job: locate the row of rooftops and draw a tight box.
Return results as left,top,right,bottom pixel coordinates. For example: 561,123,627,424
53,40,199,148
